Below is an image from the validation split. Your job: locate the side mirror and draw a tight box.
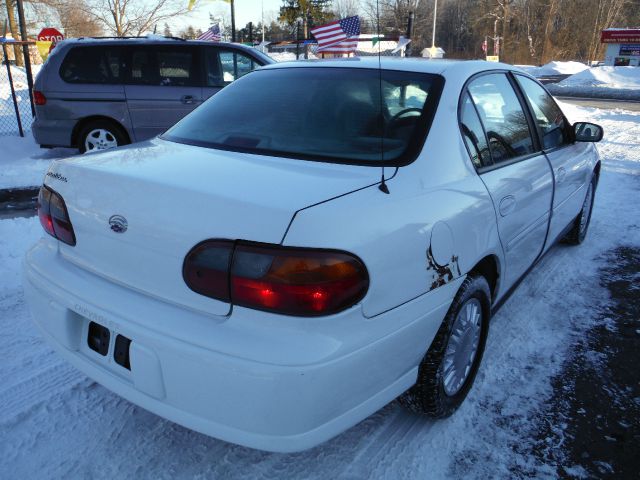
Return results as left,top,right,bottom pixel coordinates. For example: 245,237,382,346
574,122,603,143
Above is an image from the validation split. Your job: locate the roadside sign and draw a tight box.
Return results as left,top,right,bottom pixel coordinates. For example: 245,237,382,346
486,55,499,62
37,28,64,42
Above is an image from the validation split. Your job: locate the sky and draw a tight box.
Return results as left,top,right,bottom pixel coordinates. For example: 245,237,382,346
177,0,284,33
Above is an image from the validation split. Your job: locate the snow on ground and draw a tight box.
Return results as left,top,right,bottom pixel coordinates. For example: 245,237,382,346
0,65,40,136
0,135,75,189
0,104,638,478
267,51,318,62
558,66,640,89
517,61,590,77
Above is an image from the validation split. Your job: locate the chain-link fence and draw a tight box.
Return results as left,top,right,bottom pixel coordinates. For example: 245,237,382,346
1,42,34,137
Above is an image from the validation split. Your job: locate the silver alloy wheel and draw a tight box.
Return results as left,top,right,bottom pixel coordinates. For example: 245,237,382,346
443,298,482,396
579,182,594,235
85,128,118,152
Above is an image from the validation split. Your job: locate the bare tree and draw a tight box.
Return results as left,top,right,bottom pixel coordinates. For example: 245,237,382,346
4,0,23,65
83,0,191,37
332,0,360,18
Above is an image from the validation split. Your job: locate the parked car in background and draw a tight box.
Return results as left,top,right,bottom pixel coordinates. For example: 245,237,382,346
31,37,273,152
25,59,603,452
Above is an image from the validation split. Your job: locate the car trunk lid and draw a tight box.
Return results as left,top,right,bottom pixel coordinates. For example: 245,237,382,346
44,139,380,316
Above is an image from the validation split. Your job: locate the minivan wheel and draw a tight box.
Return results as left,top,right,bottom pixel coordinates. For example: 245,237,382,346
400,274,490,418
563,175,596,245
78,121,128,153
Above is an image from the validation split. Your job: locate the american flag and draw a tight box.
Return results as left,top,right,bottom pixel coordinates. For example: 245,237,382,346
198,24,221,41
311,16,360,53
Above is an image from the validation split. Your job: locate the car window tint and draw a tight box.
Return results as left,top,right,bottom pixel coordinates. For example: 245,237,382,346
130,50,157,84
460,93,492,169
60,47,121,84
516,75,571,150
130,47,199,86
467,73,535,164
164,68,443,165
218,51,256,84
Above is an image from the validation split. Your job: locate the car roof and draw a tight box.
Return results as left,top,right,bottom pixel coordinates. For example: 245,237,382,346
53,37,275,63
261,57,525,77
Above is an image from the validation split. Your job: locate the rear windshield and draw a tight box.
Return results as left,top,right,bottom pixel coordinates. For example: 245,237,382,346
163,67,443,165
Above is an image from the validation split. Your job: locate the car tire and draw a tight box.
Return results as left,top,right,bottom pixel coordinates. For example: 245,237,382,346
78,120,129,153
563,175,596,245
400,274,491,418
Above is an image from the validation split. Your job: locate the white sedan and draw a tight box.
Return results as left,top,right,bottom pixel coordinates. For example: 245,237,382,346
24,58,602,452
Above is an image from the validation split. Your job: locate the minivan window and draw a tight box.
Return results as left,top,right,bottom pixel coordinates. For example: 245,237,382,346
163,67,443,165
60,47,122,84
129,46,200,87
467,73,536,164
205,49,259,86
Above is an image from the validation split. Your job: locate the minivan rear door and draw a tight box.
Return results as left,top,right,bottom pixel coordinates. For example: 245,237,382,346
124,44,203,141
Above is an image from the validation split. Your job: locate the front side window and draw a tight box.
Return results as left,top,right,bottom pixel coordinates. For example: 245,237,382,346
60,47,121,84
164,67,443,165
467,73,536,165
516,75,571,150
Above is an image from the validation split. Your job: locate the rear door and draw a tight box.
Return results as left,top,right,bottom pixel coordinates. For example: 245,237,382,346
514,75,593,247
124,44,203,141
461,72,554,289
202,47,263,101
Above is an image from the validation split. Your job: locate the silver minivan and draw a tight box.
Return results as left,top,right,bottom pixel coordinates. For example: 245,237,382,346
32,37,273,152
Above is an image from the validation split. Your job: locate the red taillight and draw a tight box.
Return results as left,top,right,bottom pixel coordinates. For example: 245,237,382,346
33,90,46,106
183,241,369,317
37,185,76,246
182,240,233,302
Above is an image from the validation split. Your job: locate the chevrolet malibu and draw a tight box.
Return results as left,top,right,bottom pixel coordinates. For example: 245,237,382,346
24,59,603,452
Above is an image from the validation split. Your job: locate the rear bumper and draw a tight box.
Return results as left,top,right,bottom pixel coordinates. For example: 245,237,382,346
23,238,458,452
32,116,75,148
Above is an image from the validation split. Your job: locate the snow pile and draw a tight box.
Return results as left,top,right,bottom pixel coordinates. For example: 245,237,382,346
0,135,74,189
558,66,640,89
267,51,318,62
519,61,590,77
0,66,35,136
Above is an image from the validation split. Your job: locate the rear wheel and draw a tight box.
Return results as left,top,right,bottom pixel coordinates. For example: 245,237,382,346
563,175,596,245
78,120,128,153
400,274,491,417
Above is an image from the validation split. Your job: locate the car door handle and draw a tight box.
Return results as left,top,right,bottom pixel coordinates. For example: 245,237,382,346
181,95,196,105
556,167,567,183
499,195,517,217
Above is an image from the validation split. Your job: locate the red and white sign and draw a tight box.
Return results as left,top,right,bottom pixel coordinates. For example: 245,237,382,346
601,29,640,44
37,28,64,43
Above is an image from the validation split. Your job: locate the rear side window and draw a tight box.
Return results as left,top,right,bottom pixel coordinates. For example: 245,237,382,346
460,93,492,169
515,75,571,150
129,46,200,87
60,47,122,84
164,67,444,166
467,73,536,165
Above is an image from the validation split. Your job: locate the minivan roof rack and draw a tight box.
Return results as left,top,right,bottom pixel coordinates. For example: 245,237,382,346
76,36,186,41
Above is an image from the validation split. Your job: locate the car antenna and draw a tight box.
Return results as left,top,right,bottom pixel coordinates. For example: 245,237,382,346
376,0,390,194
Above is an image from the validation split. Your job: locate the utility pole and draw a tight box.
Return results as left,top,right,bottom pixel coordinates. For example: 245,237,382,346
230,0,236,42
249,22,253,44
406,11,414,56
431,0,438,48
15,0,34,115
262,0,265,42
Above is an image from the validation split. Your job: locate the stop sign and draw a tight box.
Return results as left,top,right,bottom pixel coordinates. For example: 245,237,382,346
37,28,64,42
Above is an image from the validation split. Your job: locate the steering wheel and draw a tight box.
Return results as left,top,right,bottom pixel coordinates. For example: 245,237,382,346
390,107,423,122
486,130,517,159
387,107,423,136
